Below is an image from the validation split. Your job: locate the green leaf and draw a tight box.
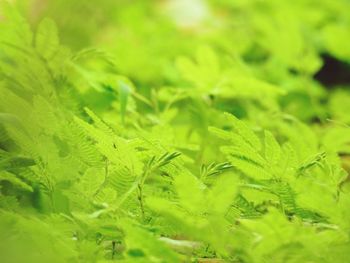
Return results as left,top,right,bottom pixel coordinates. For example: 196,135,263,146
120,219,180,262
174,172,205,214
118,80,132,124
264,130,281,165
35,18,60,60
0,171,33,192
0,156,35,170
224,112,262,151
206,174,239,215
78,167,105,198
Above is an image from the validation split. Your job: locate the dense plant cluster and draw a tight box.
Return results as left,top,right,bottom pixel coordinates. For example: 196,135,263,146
1,1,350,262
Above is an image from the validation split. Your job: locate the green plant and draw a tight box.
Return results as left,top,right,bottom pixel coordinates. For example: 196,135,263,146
1,1,350,262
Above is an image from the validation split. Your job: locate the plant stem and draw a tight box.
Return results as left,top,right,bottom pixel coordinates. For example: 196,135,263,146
137,183,145,219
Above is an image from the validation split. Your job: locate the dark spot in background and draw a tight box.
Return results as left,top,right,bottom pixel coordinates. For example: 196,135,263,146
314,54,350,88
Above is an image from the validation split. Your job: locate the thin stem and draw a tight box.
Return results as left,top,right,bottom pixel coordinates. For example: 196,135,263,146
137,167,152,219
94,159,109,197
137,183,145,219
112,241,116,259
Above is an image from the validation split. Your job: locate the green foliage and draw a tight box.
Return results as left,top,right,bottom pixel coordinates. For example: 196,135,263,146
1,1,350,262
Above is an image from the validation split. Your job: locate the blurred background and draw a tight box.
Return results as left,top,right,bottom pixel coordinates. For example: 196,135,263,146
8,0,349,121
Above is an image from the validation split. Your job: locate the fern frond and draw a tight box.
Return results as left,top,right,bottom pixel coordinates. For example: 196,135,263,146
0,171,33,192
223,113,262,151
